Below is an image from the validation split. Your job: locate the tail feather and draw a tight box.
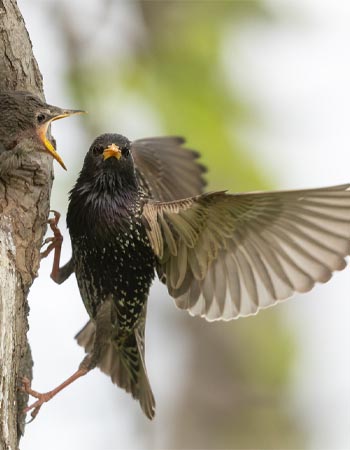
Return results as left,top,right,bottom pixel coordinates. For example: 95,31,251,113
75,320,155,419
75,320,95,352
135,326,156,419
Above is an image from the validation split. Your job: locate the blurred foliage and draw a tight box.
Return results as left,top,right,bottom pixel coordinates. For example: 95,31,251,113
171,312,301,449
67,0,272,191
123,1,270,191
53,0,305,448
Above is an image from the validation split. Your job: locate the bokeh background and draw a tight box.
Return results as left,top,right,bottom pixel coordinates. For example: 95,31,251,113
18,1,349,449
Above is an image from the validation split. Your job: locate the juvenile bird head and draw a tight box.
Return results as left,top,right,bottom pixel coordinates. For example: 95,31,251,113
0,91,84,170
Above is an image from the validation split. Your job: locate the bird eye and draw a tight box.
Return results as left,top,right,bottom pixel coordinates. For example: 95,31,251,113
36,113,47,124
123,147,130,156
93,146,104,156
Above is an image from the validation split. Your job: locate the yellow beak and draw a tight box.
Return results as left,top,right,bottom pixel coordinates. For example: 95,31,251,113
37,109,85,170
103,144,122,161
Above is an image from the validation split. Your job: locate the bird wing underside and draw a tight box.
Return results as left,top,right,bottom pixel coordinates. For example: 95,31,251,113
131,136,207,201
142,184,350,321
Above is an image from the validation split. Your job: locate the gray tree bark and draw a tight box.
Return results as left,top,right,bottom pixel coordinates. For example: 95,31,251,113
0,1,53,449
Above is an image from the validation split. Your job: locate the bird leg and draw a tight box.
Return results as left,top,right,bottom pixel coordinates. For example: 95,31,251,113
21,363,90,422
41,210,62,255
21,304,110,421
40,210,64,283
41,210,75,284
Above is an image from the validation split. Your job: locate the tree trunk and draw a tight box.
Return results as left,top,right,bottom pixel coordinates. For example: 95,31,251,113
0,1,53,448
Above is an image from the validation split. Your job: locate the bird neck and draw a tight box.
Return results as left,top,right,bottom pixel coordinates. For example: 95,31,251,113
67,170,140,238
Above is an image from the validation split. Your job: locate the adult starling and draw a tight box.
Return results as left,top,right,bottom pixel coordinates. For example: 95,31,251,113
0,90,83,174
23,133,350,420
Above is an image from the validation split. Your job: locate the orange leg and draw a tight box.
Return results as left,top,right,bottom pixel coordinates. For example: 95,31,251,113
41,210,64,283
21,367,89,422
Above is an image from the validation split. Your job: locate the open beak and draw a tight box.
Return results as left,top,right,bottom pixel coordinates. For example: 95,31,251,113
37,108,85,170
103,144,122,161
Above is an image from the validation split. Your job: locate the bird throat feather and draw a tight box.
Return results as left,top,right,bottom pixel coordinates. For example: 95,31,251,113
67,164,141,239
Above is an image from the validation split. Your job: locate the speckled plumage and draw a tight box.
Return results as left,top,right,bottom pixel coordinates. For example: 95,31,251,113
30,132,206,421
30,134,205,419
72,218,154,328
67,134,157,417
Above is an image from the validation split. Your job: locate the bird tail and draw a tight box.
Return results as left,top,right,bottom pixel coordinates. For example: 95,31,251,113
75,320,155,419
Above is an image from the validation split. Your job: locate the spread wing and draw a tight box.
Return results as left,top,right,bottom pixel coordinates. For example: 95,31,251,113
131,137,206,201
142,184,350,321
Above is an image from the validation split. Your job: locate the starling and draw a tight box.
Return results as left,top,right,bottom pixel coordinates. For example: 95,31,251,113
23,132,350,420
0,90,83,174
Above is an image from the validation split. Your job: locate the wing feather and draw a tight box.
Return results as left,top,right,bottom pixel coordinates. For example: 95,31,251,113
131,137,206,201
224,253,241,316
143,184,350,320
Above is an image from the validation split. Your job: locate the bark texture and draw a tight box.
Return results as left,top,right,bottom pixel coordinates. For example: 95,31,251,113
0,1,53,449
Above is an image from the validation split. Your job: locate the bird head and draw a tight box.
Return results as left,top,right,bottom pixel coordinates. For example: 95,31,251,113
0,91,84,170
68,133,138,234
82,133,136,187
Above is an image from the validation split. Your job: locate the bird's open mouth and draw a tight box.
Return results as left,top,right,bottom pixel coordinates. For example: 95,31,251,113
103,144,122,161
37,110,85,170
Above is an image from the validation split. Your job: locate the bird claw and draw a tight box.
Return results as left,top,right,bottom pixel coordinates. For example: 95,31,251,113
48,209,61,227
20,377,53,422
41,236,55,248
41,210,63,259
24,403,43,424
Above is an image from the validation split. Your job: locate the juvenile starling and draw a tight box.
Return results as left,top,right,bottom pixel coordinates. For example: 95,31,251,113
0,90,83,174
23,132,350,420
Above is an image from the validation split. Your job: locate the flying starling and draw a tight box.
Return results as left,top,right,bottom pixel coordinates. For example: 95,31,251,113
0,90,83,175
23,133,350,420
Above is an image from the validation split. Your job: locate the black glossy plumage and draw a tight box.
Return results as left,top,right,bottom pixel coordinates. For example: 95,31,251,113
63,132,207,419
25,131,202,420
68,133,155,320
67,133,157,418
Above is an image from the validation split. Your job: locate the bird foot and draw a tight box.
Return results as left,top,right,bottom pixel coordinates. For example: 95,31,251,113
20,377,55,422
41,210,63,259
20,368,89,422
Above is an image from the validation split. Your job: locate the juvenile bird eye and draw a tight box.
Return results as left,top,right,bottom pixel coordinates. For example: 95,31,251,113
36,113,47,124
